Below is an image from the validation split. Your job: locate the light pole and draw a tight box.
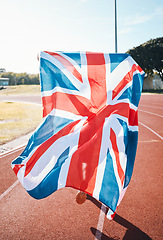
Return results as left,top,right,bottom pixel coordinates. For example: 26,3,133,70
115,0,118,53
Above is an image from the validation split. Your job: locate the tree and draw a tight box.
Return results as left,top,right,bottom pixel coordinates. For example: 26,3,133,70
0,72,39,85
127,37,163,81
0,68,6,73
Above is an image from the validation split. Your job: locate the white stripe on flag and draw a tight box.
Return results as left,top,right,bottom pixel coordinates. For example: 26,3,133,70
93,119,110,200
111,118,127,175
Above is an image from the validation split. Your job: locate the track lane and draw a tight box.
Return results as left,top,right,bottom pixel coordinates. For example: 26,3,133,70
0,148,24,194
138,112,163,138
1,183,101,239
0,94,163,239
102,116,163,239
139,109,163,118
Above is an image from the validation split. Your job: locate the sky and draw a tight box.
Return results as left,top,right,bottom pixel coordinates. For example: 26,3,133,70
0,0,163,74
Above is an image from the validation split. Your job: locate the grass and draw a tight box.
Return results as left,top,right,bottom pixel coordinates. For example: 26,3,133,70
0,85,41,95
0,102,42,145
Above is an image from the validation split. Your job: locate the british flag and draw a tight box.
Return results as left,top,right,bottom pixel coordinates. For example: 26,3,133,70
12,51,144,216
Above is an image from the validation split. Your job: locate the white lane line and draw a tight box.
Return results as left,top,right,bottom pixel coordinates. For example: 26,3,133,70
138,140,159,143
95,204,107,240
0,180,19,201
139,121,163,140
139,109,163,118
0,144,26,158
140,104,163,110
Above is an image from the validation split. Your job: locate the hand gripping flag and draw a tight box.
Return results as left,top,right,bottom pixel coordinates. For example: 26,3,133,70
11,51,144,218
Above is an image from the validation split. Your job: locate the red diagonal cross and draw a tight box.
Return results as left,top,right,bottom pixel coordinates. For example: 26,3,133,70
42,53,139,195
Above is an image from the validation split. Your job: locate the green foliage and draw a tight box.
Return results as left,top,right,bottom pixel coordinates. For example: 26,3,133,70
0,102,42,144
0,72,40,85
0,68,6,73
127,37,163,81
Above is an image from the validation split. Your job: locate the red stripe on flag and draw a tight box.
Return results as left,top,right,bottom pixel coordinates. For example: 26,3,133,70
129,109,138,126
104,102,129,120
86,52,107,110
137,65,143,73
66,117,105,194
112,64,140,100
42,92,92,117
13,164,24,176
24,120,80,177
66,53,107,195
45,51,83,83
110,128,125,186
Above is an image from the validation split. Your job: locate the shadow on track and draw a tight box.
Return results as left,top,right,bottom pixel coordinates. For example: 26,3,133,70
87,195,152,240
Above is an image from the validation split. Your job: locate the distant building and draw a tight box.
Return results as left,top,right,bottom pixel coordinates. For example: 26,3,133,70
143,74,162,91
153,74,163,90
0,78,10,86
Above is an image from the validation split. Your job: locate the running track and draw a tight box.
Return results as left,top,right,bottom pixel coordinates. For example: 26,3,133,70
0,94,162,240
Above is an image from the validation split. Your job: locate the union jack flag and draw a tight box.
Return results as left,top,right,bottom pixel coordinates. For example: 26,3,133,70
12,51,144,217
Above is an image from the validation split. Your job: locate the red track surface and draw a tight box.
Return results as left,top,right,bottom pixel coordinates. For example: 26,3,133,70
0,94,163,240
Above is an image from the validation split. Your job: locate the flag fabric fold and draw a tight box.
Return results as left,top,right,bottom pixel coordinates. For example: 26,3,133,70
11,51,144,216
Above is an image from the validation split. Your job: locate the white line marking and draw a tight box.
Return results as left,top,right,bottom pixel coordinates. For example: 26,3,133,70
0,180,19,201
140,104,163,110
95,204,107,240
0,144,26,158
139,121,163,140
138,140,159,143
139,109,163,118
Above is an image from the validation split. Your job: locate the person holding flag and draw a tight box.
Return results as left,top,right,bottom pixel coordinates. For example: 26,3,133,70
12,51,144,218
